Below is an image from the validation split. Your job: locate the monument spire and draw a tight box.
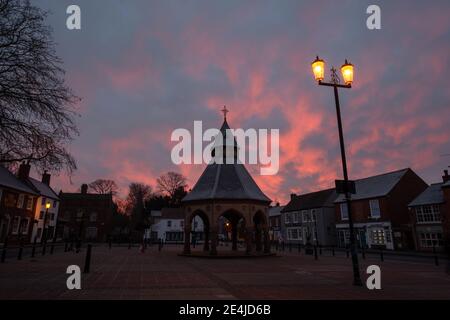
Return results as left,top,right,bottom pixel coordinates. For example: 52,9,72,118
221,105,229,120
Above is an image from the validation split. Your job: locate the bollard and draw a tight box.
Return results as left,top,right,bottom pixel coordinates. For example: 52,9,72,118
1,237,8,263
282,242,285,251
276,242,279,251
128,239,131,250
332,246,335,256
433,245,439,266
64,241,68,252
31,237,37,258
158,240,162,252
314,245,318,260
50,238,55,255
346,248,349,258
42,239,47,256
289,242,292,252
380,248,384,262
17,238,24,260
109,238,112,250
362,247,366,260
298,243,301,253
83,244,92,273
319,245,322,255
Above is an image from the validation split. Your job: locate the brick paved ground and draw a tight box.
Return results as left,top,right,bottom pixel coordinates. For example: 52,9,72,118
0,244,449,300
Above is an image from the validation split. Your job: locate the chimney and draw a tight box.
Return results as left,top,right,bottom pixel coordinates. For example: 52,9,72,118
81,183,88,194
290,193,296,200
42,170,51,186
276,202,280,207
443,170,450,183
17,162,31,181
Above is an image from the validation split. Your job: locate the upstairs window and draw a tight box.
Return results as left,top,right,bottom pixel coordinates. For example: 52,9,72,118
369,199,381,218
17,194,25,208
340,203,348,220
284,213,291,224
416,205,441,223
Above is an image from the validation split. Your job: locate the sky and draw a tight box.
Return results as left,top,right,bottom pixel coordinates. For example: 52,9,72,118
34,0,450,204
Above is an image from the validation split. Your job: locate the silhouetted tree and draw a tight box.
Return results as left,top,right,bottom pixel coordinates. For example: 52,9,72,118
88,179,119,196
125,183,152,239
156,171,187,198
0,0,79,174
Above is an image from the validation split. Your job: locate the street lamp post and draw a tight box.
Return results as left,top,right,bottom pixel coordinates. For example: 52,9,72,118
311,56,362,286
42,202,51,243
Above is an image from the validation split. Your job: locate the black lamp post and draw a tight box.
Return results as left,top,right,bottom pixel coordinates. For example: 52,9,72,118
42,202,51,243
311,56,362,286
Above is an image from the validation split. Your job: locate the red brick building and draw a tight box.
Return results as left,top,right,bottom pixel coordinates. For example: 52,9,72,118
335,168,427,250
58,184,114,242
0,165,38,244
408,170,450,251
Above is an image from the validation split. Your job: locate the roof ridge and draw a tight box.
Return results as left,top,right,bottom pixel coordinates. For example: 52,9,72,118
353,167,409,181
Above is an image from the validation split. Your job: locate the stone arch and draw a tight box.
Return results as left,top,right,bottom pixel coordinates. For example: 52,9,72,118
183,209,211,254
216,209,246,252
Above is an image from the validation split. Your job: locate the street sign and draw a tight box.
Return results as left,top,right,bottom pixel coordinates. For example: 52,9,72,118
335,180,356,194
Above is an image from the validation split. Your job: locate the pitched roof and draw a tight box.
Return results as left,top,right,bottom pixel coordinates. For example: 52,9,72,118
0,166,38,195
334,168,410,203
161,207,184,219
408,183,444,206
269,205,285,217
443,180,450,188
282,188,337,212
59,192,113,201
28,177,59,200
182,119,271,203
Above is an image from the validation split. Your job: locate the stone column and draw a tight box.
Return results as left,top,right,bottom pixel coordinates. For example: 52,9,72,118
183,225,191,254
255,225,263,252
203,226,210,252
245,226,254,255
263,226,271,253
210,227,218,256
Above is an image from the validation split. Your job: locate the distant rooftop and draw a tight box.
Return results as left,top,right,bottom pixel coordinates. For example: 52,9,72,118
409,183,444,207
269,205,285,217
334,168,411,203
0,166,38,195
283,188,337,212
28,177,59,200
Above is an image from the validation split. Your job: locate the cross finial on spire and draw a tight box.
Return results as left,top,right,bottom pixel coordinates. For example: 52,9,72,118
221,105,229,120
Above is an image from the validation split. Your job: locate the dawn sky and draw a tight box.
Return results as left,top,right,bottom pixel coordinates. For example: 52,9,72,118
36,0,450,204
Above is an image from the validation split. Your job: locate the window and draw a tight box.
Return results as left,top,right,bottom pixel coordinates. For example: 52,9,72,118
51,213,55,221
20,218,30,234
37,228,42,238
17,194,25,208
285,213,291,224
311,209,317,222
292,211,299,223
11,216,20,234
26,197,33,210
416,205,441,223
90,212,97,222
86,227,98,239
371,228,385,245
287,227,302,241
41,197,46,205
53,200,57,208
180,220,184,228
419,232,443,248
39,211,44,219
302,210,310,222
167,220,172,227
5,193,16,207
340,203,348,220
369,199,381,218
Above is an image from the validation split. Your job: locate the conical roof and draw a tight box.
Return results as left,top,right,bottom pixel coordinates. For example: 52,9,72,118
182,118,271,203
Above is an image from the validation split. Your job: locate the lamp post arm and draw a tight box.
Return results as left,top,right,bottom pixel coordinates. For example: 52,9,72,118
319,81,351,89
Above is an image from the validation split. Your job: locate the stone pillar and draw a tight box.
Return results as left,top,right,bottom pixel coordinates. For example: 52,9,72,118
255,225,263,252
203,226,210,252
183,225,191,254
263,226,270,253
231,222,238,251
245,226,254,255
210,228,218,256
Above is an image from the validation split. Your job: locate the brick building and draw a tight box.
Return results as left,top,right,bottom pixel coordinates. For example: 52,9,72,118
58,184,114,242
0,165,38,244
335,168,427,250
408,170,450,251
268,204,284,242
282,188,338,246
